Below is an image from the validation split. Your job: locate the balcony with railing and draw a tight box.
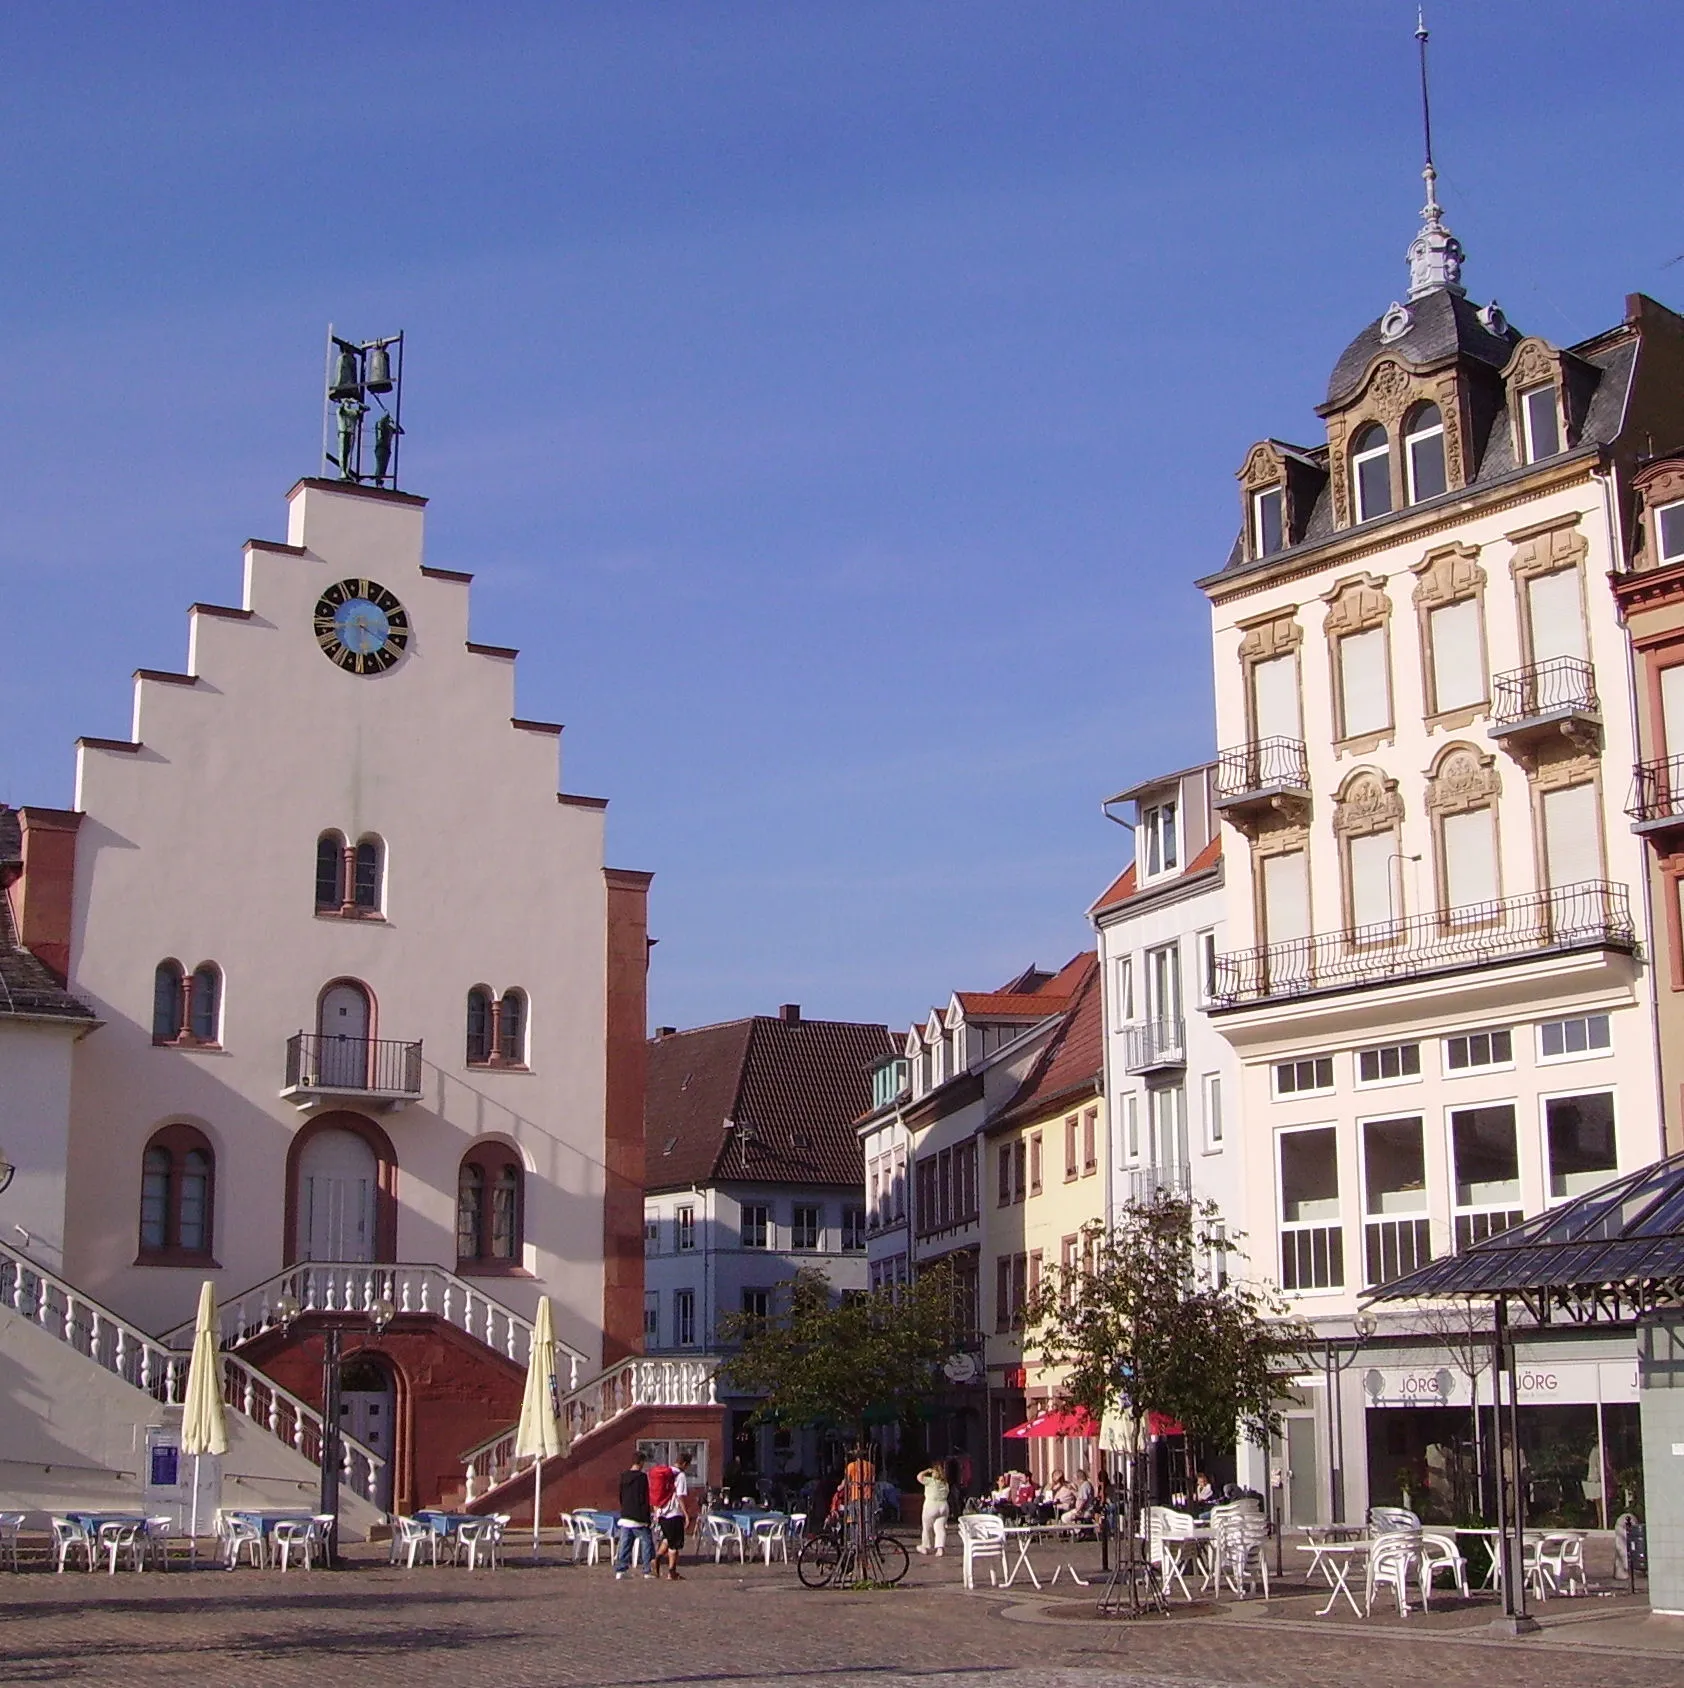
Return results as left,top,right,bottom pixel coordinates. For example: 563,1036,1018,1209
1628,753,1684,835
1119,1016,1186,1075
282,1032,424,1109
1125,1163,1191,1206
1212,880,1636,1008
1213,736,1310,823
1489,657,1600,753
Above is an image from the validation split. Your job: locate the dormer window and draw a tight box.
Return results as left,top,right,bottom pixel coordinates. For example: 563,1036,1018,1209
1252,487,1284,558
1404,404,1447,504
1140,800,1179,879
1351,424,1392,521
1520,383,1562,462
1657,499,1684,567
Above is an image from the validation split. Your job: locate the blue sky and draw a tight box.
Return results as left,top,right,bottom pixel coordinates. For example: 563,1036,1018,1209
4,3,1682,1032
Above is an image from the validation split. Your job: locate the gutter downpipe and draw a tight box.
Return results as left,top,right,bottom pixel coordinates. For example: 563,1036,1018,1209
1598,457,1672,1161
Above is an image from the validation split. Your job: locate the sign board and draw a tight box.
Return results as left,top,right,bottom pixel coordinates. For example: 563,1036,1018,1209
1362,1366,1469,1408
1361,1357,1634,1409
147,1426,220,1533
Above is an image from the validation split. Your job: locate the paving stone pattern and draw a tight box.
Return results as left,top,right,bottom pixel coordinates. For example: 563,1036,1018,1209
0,1545,1678,1688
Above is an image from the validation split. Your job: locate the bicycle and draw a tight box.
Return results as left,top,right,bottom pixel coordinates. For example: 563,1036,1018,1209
795,1516,910,1588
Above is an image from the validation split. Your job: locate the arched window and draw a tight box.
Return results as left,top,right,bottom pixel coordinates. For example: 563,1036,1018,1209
138,1124,215,1261
152,960,186,1042
466,987,493,1065
1404,403,1447,504
353,837,383,911
189,963,222,1044
497,989,527,1065
1428,745,1502,924
457,1145,523,1267
1351,424,1392,522
316,831,347,910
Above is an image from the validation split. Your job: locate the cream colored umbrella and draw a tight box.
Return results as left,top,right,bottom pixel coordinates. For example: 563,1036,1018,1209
513,1295,564,1560
180,1280,229,1553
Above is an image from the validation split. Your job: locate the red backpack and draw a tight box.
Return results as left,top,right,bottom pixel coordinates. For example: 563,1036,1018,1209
647,1464,678,1510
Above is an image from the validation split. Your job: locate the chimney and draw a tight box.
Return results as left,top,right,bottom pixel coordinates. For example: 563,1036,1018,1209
654,1026,677,1039
16,807,82,983
778,1003,801,1024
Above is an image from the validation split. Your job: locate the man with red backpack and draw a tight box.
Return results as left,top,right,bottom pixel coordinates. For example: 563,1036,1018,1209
649,1450,693,1580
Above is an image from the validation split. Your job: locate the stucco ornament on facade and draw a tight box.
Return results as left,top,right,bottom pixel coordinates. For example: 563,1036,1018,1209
1322,574,1392,638
1237,609,1302,665
1424,744,1501,816
1507,515,1588,583
1411,543,1485,609
1333,770,1405,838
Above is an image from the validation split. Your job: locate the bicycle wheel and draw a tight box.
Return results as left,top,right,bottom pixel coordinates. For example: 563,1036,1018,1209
870,1533,910,1585
796,1533,842,1588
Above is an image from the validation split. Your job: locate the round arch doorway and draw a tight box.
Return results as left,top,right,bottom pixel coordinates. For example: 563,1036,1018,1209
340,1353,397,1514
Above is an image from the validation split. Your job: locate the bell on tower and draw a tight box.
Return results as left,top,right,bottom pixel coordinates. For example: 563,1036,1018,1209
320,329,406,488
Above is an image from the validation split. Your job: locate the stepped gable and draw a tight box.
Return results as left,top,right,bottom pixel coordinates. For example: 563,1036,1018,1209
0,805,94,1021
990,954,1102,1129
646,1011,894,1191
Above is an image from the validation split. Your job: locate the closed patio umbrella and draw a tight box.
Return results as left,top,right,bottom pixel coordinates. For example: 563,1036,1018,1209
513,1296,564,1560
180,1280,229,1555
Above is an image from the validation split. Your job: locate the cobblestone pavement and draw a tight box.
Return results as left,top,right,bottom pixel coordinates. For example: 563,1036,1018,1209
0,1543,1679,1688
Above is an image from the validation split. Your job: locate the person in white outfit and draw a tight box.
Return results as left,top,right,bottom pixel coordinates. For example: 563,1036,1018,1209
916,1462,950,1555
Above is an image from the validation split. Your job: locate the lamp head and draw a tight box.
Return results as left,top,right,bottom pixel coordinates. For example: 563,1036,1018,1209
370,1297,396,1336
274,1294,301,1332
1355,1313,1378,1341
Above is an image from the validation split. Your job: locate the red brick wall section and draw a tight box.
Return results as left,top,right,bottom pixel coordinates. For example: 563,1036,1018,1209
16,807,82,982
243,1314,525,1514
602,867,653,1366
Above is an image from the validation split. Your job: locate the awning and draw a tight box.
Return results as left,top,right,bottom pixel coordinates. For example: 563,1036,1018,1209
1003,1406,1100,1439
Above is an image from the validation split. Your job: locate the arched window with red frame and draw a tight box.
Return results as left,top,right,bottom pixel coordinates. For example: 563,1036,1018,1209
138,1124,216,1262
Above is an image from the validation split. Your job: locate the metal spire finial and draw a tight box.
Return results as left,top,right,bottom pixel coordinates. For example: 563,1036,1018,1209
1405,9,1464,299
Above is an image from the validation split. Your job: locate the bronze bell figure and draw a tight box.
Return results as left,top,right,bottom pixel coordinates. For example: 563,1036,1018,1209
328,347,362,401
365,343,393,393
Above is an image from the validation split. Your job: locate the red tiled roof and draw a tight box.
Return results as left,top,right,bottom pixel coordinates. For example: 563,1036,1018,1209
990,956,1103,1130
646,1014,895,1193
1090,836,1221,915
952,990,1072,1019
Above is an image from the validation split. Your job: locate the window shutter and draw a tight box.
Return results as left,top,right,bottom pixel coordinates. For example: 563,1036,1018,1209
1347,831,1394,929
1441,809,1498,910
1526,569,1586,663
1251,654,1301,741
1542,783,1602,888
1429,600,1484,711
1338,628,1390,737
1262,851,1311,944
1661,664,1684,757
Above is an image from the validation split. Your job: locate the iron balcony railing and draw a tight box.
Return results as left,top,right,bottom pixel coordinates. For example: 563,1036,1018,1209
1490,656,1598,729
1212,880,1636,1007
1126,1163,1191,1205
284,1032,423,1097
1119,1016,1186,1073
1628,753,1684,828
1214,736,1309,803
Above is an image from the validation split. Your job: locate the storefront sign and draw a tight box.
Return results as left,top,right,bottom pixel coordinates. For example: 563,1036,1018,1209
1362,1366,1469,1408
1362,1355,1635,1408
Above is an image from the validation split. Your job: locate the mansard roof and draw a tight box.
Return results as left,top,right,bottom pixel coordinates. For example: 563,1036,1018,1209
645,1010,894,1193
1323,288,1519,410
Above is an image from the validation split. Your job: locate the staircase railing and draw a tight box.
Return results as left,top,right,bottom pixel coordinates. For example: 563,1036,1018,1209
0,1236,385,1503
157,1261,587,1385
461,1355,719,1501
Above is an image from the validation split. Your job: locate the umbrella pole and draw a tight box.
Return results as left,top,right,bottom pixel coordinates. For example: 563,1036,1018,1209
533,1457,542,1563
190,1452,201,1569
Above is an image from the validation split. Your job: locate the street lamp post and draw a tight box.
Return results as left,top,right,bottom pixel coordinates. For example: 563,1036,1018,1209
1325,1313,1377,1524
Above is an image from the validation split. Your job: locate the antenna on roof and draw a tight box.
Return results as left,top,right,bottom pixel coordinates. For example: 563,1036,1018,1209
1405,8,1465,301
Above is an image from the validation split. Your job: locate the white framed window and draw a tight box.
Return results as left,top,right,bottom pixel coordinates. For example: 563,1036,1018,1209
1361,1112,1431,1286
1404,403,1447,504
1277,1124,1344,1291
1450,1101,1523,1251
1111,956,1134,1029
1196,930,1218,1005
1520,383,1562,463
676,1204,696,1251
1543,1089,1617,1200
1250,650,1302,743
791,1204,820,1250
741,1203,769,1249
1351,423,1392,522
674,1288,696,1346
1356,1042,1422,1087
1526,566,1588,664
1201,1072,1224,1151
1657,498,1684,567
1541,782,1603,890
1426,598,1485,713
842,1205,866,1252
1445,1028,1513,1073
1253,486,1285,558
643,1216,660,1252
1538,1014,1612,1064
1336,626,1392,739
1440,806,1499,914
1261,850,1311,947
1346,829,1397,931
1149,1084,1187,1169
1123,1092,1140,1162
1273,1055,1334,1099
1145,942,1181,1025
1140,800,1180,879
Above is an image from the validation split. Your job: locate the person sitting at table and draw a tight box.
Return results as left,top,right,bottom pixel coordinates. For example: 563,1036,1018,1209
989,1473,1013,1509
1063,1469,1095,1524
1190,1471,1216,1512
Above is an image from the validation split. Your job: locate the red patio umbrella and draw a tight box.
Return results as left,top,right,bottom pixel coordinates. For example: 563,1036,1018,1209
1002,1406,1101,1439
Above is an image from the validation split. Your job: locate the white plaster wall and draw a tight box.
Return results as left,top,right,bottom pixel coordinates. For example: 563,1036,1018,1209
0,1021,81,1270
64,482,611,1361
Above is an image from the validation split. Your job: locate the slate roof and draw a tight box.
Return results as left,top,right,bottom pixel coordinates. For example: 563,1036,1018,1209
989,955,1103,1131
0,806,94,1022
1324,289,1519,408
646,1012,894,1194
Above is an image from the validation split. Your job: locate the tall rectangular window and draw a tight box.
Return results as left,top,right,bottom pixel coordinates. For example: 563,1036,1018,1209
1253,486,1284,557
997,1143,1013,1206
1278,1126,1343,1290
1658,500,1684,567
1261,851,1311,946
1451,1103,1522,1250
1362,1114,1430,1286
740,1287,770,1327
1521,384,1562,462
1142,801,1179,877
1028,1131,1043,1195
676,1205,696,1251
1545,1091,1617,1200
1012,1139,1027,1203
791,1204,820,1250
1083,1108,1098,1173
1197,931,1218,1004
842,1205,866,1252
1251,652,1301,742
1064,1115,1079,1179
1337,627,1391,739
643,1292,659,1346
1526,568,1587,664
1660,662,1684,756
674,1289,696,1346
1441,808,1498,911
644,1216,660,1253
1111,956,1134,1028
1146,943,1181,1024
1150,1085,1187,1170
740,1203,768,1249
1124,1093,1139,1160
1202,1072,1224,1149
1541,782,1602,888
1346,830,1396,930
1427,599,1485,712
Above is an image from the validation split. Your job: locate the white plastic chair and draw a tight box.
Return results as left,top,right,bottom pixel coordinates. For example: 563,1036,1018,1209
1365,1530,1422,1616
1420,1532,1469,1600
458,1514,505,1570
1532,1531,1586,1598
570,1511,610,1566
789,1511,808,1541
753,1517,789,1564
1146,1508,1204,1601
0,1513,27,1571
552,1512,576,1554
219,1513,264,1570
392,1515,437,1567
1213,1508,1269,1599
703,1514,747,1563
1368,1505,1421,1533
957,1513,1007,1589
50,1518,92,1574
271,1519,316,1572
98,1521,147,1574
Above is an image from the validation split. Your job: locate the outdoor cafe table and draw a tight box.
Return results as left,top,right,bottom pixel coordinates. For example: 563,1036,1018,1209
224,1509,316,1567
1294,1536,1368,1616
411,1510,480,1562
1001,1522,1091,1590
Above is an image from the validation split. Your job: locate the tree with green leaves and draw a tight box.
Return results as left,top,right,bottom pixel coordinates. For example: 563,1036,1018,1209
717,1260,960,1446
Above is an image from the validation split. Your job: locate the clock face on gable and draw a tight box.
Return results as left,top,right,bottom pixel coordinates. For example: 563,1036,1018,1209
313,578,410,673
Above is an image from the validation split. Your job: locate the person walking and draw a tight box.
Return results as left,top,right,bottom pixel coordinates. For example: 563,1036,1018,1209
613,1451,656,1579
916,1461,950,1556
652,1450,693,1580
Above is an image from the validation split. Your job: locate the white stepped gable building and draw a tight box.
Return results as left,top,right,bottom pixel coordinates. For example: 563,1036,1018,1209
4,473,657,1518
1197,168,1684,1528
